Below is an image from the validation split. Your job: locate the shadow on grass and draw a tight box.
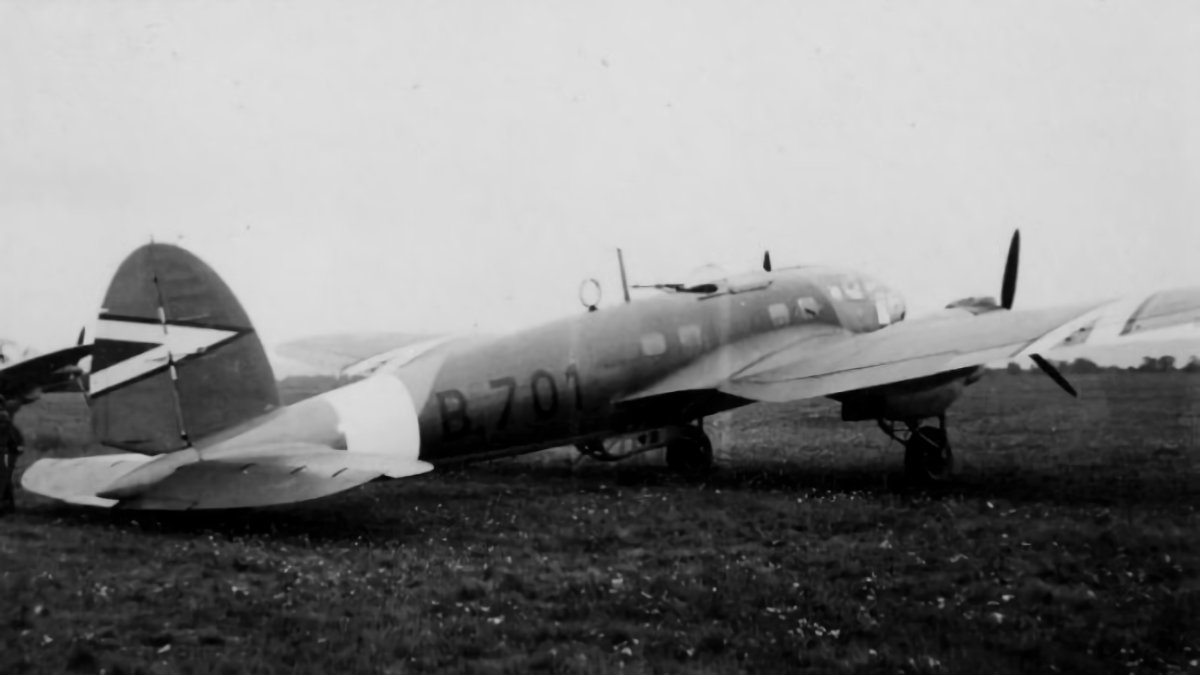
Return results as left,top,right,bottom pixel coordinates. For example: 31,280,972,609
484,457,1199,509
23,451,1196,545
27,489,431,545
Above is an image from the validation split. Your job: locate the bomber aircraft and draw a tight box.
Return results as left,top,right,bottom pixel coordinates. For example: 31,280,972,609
17,234,1185,509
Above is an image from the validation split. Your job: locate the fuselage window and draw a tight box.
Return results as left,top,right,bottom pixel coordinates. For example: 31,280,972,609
640,332,667,357
828,285,845,301
678,324,703,352
768,303,789,328
843,279,865,300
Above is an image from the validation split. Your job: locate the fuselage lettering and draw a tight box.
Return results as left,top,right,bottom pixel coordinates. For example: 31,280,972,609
531,369,559,420
488,377,517,430
436,389,472,438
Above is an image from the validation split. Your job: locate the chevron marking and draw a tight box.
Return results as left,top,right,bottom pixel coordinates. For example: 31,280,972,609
90,318,242,396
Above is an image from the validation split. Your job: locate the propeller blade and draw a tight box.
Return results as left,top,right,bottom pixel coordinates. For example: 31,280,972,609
1001,230,1020,309
763,251,772,272
1030,353,1078,398
76,326,86,346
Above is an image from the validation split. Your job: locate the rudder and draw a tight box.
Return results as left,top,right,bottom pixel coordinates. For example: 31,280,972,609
89,244,281,453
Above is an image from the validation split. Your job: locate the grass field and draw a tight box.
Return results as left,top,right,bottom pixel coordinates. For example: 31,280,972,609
1,372,1198,674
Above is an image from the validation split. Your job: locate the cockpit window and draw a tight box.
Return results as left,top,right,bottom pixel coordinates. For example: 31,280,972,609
797,297,820,318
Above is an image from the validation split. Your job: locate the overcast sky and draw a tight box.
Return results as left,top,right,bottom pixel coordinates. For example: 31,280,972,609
1,1,1197,362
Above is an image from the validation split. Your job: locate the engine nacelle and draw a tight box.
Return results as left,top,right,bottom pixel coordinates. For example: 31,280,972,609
834,367,986,422
944,296,1000,314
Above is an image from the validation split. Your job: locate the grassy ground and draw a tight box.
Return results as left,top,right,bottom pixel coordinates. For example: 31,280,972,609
1,373,1197,674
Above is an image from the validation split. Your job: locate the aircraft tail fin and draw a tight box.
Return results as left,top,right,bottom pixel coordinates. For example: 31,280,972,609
89,244,281,454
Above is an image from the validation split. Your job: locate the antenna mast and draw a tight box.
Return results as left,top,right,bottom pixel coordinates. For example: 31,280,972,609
616,248,631,303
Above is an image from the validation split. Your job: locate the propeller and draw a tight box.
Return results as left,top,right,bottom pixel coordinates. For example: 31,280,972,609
997,229,1076,397
1001,230,1020,309
763,251,772,272
1030,354,1078,397
73,325,90,397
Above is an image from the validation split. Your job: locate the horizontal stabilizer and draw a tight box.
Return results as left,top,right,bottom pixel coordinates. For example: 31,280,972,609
21,454,152,507
22,443,433,510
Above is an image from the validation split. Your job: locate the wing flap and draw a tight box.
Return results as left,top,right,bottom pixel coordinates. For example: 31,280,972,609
619,324,849,402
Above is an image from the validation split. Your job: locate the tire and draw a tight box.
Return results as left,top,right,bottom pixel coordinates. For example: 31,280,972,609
665,429,714,477
904,426,954,484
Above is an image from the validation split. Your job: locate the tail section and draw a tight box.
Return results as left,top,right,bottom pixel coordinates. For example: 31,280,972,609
23,241,435,510
89,244,281,453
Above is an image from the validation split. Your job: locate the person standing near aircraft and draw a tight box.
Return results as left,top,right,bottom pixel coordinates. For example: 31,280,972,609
0,395,25,515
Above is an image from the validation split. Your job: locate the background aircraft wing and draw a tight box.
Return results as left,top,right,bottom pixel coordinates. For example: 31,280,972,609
623,302,1104,405
0,344,90,398
277,332,450,377
1048,285,1200,352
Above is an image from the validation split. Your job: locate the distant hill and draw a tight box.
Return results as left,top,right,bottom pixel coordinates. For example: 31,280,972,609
996,337,1199,371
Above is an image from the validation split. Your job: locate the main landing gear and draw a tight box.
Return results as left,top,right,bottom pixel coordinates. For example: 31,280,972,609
664,424,714,477
575,422,715,477
877,415,954,484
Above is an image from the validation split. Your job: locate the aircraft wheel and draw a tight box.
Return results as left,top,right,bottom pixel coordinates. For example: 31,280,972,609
665,428,714,477
904,426,954,484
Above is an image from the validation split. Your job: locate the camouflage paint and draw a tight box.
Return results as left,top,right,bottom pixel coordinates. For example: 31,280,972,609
387,267,906,464
85,244,907,469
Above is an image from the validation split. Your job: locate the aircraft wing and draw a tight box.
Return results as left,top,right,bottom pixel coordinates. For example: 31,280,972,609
277,332,457,377
0,344,90,399
1048,285,1200,351
22,442,433,510
623,302,1105,404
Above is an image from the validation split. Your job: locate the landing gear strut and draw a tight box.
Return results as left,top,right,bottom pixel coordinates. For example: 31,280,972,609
665,423,714,477
878,415,954,484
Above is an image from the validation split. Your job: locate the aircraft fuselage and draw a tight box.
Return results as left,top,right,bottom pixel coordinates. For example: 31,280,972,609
395,267,905,464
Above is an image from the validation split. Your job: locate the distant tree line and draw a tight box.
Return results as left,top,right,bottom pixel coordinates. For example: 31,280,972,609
1005,356,1200,374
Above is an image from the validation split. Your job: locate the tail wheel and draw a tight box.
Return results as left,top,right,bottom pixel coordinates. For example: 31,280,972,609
904,426,954,484
665,427,714,477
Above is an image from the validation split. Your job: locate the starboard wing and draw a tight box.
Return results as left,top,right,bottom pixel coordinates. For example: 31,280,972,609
622,302,1104,404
